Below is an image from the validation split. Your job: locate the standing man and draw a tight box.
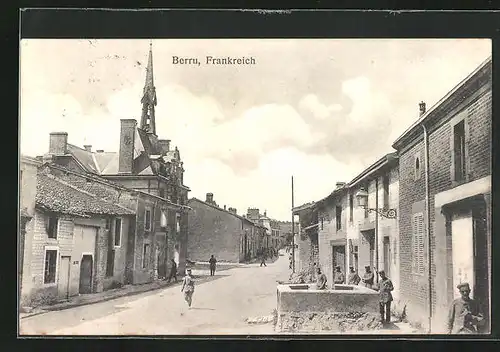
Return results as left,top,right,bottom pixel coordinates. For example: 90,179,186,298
260,250,267,267
181,268,195,308
209,255,217,276
362,266,374,289
333,266,345,285
447,283,485,334
378,270,394,324
347,266,361,285
166,259,178,283
316,267,327,290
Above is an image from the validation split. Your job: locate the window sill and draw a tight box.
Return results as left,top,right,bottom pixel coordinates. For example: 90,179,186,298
43,282,57,287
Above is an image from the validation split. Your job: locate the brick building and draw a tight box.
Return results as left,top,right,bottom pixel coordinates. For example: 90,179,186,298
187,194,264,263
392,57,491,333
40,44,191,282
20,164,134,307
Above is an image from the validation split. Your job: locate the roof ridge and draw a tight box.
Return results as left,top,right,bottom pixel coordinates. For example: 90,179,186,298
41,173,134,214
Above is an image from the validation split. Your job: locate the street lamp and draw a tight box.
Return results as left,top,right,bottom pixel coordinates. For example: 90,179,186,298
355,188,397,219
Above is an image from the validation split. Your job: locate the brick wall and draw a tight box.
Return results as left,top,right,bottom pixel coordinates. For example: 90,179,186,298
398,137,428,328
427,88,492,330
397,74,491,331
187,200,241,263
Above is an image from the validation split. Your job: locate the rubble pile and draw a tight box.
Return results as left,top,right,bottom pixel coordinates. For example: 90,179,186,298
279,311,383,332
288,269,315,284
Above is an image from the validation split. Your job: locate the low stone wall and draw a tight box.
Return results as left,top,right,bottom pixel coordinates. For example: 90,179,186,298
276,284,381,333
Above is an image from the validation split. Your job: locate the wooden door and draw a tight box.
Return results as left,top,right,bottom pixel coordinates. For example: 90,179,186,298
79,255,93,294
58,256,71,299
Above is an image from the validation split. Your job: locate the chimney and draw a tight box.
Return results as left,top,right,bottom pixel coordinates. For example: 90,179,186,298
118,119,137,174
264,210,267,217
96,150,104,153
49,132,68,155
206,193,214,204
224,205,226,210
157,139,171,154
419,101,426,116
83,145,92,152
336,182,346,189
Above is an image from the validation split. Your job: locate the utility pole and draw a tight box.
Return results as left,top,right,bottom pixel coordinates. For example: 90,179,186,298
291,176,295,273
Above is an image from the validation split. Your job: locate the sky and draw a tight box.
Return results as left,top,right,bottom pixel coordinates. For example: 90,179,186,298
20,39,491,221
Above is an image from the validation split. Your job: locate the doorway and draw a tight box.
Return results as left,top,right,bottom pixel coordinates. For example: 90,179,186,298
58,256,71,300
79,255,93,294
332,245,346,275
383,236,391,277
472,201,489,331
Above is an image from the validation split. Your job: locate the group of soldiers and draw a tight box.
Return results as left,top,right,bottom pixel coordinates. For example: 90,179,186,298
313,265,486,333
315,265,393,324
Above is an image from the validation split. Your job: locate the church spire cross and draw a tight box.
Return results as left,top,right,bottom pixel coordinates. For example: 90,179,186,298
140,41,157,135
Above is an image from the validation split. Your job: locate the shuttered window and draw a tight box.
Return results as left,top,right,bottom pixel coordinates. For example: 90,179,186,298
412,213,425,275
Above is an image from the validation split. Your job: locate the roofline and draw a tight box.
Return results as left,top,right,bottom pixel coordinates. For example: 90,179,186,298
392,56,492,149
188,197,261,225
348,152,398,188
37,174,135,216
20,155,42,166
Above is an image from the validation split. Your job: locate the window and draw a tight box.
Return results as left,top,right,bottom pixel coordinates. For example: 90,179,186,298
144,208,152,231
159,188,165,198
47,216,58,239
412,213,425,275
114,218,122,247
453,120,466,182
414,156,421,180
44,249,58,284
142,243,150,268
349,194,354,223
336,206,342,231
383,175,390,210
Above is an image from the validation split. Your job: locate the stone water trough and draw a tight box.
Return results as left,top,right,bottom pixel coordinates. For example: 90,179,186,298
276,283,381,333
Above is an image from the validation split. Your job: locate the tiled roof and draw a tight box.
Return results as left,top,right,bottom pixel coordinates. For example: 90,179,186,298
36,173,135,217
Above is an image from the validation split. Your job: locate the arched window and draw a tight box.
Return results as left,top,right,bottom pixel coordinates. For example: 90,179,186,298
414,155,421,180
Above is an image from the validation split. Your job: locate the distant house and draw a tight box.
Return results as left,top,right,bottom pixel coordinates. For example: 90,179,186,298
187,194,264,263
38,44,191,280
20,164,134,307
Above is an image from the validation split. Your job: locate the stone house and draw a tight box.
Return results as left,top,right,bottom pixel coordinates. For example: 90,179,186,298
347,153,400,298
187,194,263,263
392,57,492,333
292,202,318,275
19,156,41,307
314,183,350,286
20,165,134,307
40,44,191,280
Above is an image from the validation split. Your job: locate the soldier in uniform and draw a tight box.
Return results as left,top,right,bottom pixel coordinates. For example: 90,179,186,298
333,266,345,285
362,266,374,289
347,266,361,285
447,283,485,334
316,267,327,290
378,270,394,324
181,268,195,308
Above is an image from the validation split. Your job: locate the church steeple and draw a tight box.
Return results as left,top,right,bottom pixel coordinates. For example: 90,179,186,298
140,41,157,135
